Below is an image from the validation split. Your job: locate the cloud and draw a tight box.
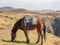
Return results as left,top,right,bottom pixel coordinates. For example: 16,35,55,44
0,0,53,5
0,0,60,10
44,0,54,3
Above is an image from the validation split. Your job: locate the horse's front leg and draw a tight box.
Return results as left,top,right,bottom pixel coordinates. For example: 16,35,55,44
23,30,30,44
11,28,17,42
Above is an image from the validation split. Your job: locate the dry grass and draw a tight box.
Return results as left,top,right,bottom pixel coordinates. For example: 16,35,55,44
0,13,60,45
0,29,60,45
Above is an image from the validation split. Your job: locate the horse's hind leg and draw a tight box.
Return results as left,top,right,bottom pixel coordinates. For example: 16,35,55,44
36,27,43,45
36,29,40,43
40,30,43,45
11,27,18,42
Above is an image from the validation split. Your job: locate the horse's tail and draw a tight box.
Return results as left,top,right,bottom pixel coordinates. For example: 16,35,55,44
43,24,46,41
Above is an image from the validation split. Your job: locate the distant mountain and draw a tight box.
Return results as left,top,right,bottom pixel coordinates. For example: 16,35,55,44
0,6,58,15
0,6,14,11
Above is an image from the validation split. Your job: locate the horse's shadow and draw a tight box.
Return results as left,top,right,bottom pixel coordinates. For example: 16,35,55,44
1,39,26,44
1,39,38,45
1,39,36,45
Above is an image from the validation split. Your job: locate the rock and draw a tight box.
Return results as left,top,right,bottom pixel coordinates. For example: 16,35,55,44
53,17,60,36
41,17,54,34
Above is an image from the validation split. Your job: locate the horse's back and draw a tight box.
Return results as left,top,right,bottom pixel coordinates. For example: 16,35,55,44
14,16,43,30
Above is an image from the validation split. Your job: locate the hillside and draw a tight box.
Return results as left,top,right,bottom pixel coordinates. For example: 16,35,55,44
0,6,60,16
0,6,14,11
0,7,60,45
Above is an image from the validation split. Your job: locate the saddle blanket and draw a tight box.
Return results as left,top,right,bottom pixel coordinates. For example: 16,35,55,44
24,16,37,27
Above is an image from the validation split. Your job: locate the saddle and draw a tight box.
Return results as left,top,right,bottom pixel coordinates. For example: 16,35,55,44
24,16,37,29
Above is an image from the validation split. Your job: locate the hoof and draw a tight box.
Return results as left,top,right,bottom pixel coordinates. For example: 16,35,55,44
11,40,14,42
26,40,30,44
27,42,29,44
36,42,38,44
36,41,39,44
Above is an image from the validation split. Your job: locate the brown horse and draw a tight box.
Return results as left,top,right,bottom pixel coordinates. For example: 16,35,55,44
11,17,46,45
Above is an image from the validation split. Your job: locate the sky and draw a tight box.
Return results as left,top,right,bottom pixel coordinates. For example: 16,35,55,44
0,0,60,10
